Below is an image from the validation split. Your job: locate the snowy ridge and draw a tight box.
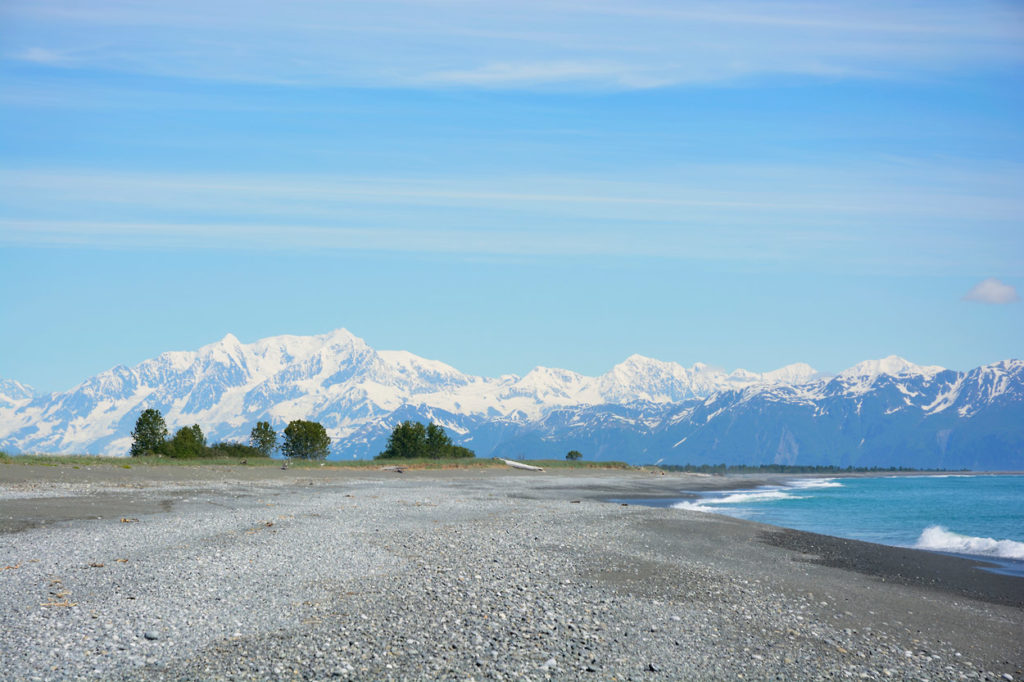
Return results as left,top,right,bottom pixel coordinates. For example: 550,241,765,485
0,330,1020,465
838,355,945,380
0,379,36,409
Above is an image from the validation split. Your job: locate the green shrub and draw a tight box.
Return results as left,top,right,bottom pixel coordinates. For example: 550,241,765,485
166,424,206,458
207,442,265,459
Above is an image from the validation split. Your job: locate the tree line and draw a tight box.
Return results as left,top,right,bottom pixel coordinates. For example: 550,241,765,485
130,409,330,460
130,411,483,462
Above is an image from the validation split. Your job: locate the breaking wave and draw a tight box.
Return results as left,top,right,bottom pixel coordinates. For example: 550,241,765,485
913,525,1024,560
671,488,804,512
787,478,843,490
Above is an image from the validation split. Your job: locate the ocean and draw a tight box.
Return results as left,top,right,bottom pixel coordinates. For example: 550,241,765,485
654,474,1024,577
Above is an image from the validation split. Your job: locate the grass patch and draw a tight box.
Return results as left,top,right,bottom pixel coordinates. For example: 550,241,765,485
1,453,274,467
1,453,633,470
514,459,632,470
361,457,632,470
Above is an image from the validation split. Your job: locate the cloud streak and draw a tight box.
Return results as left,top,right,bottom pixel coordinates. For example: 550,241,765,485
2,163,1022,273
3,0,1022,89
0,217,860,263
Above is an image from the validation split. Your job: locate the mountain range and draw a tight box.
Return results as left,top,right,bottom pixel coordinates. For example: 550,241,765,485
1,329,1021,469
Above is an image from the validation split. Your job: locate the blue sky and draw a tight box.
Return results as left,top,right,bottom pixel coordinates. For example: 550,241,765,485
1,0,1022,392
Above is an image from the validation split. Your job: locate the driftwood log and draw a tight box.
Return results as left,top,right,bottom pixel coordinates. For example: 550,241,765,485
496,458,544,472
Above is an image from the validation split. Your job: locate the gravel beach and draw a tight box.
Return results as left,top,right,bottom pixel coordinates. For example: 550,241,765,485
1,463,1021,681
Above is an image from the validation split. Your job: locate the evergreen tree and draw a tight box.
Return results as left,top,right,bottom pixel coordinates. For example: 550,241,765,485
425,422,454,458
249,421,278,457
378,420,427,459
282,420,331,460
130,408,168,457
376,421,475,459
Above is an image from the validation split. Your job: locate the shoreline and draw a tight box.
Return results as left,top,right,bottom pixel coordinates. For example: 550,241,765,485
1,463,1021,679
3,463,1021,584
600,471,1024,591
3,463,1022,589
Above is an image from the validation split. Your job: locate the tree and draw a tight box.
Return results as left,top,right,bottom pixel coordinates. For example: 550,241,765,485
282,420,331,460
377,420,427,459
565,450,583,461
130,408,168,456
169,424,206,458
249,421,278,457
425,422,454,458
376,421,475,459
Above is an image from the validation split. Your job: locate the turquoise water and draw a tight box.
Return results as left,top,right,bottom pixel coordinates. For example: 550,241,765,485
667,474,1024,575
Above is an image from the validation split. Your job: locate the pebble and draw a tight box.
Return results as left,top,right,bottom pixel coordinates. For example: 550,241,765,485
0,473,1015,681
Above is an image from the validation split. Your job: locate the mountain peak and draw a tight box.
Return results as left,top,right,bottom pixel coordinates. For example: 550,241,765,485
607,354,684,376
620,353,660,365
195,332,243,353
323,327,358,342
0,378,36,404
762,362,820,384
838,355,945,380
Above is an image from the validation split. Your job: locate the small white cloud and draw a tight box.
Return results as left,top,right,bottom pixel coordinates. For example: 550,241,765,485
962,277,1020,304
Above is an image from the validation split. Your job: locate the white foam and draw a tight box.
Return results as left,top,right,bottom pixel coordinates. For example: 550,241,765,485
671,487,803,512
913,525,1024,560
714,489,803,504
670,501,717,512
787,478,843,490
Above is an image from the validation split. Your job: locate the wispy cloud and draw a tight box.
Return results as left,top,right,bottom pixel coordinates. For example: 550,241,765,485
2,164,1022,272
3,163,1024,225
420,60,673,89
962,278,1020,304
0,217,856,262
13,47,72,65
3,1,1022,89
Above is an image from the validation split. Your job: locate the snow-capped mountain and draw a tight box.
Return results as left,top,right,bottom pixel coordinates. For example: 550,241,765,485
0,379,36,409
0,330,1020,469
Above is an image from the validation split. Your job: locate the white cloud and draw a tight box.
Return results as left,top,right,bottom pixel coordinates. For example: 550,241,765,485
962,278,1020,304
